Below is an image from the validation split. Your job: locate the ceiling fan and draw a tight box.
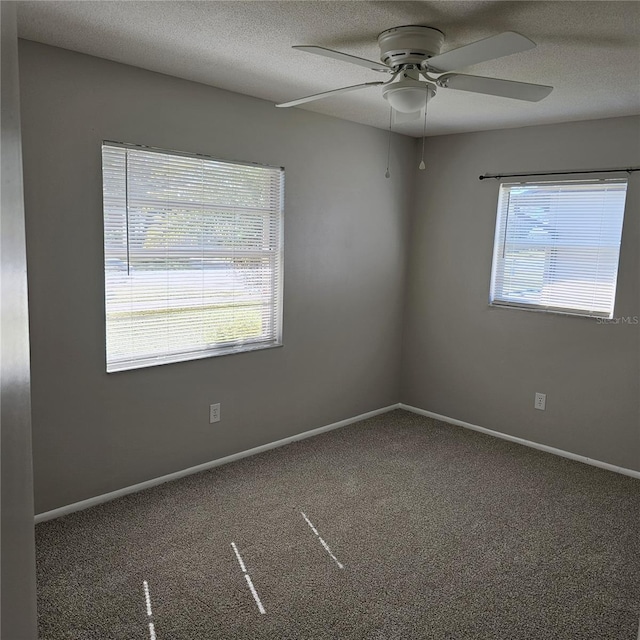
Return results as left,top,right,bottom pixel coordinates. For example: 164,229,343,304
276,26,553,113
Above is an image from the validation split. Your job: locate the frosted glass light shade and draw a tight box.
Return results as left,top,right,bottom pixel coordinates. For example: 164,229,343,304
383,81,435,113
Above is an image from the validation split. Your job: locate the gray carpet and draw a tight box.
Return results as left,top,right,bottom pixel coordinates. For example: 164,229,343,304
36,410,640,639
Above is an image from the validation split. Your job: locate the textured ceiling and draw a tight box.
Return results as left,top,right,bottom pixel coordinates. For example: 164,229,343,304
16,1,640,137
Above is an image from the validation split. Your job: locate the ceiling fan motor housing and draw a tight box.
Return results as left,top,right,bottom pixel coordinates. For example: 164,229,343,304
378,26,445,67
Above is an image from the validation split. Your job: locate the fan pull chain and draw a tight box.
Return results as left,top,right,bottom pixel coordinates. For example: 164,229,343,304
419,86,428,170
385,107,392,179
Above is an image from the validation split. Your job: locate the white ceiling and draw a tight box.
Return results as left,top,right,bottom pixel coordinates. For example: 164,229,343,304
16,1,640,137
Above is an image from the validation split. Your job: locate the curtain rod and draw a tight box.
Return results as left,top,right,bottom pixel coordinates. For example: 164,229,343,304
478,167,640,181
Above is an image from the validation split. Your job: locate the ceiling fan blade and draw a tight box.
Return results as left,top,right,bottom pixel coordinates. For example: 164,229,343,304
439,73,553,102
293,45,390,72
276,82,385,108
425,32,536,73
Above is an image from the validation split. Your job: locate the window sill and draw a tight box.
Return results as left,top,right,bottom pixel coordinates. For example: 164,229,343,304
488,302,608,321
107,341,283,373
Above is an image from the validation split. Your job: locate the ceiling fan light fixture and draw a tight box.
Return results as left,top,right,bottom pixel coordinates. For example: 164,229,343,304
382,80,435,113
280,26,553,114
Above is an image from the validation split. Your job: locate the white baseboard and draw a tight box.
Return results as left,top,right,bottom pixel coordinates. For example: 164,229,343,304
400,403,640,480
34,402,639,523
34,403,401,524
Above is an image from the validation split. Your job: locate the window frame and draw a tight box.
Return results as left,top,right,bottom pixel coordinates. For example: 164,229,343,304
488,176,628,320
102,141,285,373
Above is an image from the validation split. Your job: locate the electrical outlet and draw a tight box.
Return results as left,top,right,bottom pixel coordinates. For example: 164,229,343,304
534,393,546,411
209,403,220,423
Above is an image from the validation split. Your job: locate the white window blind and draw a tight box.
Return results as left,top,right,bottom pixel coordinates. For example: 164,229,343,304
490,178,628,318
102,142,284,372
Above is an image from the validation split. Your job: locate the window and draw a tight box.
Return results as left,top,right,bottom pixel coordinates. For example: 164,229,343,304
102,142,284,372
490,178,628,318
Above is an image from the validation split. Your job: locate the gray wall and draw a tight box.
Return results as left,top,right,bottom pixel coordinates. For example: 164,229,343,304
18,41,415,514
1,5,38,638
402,116,640,472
